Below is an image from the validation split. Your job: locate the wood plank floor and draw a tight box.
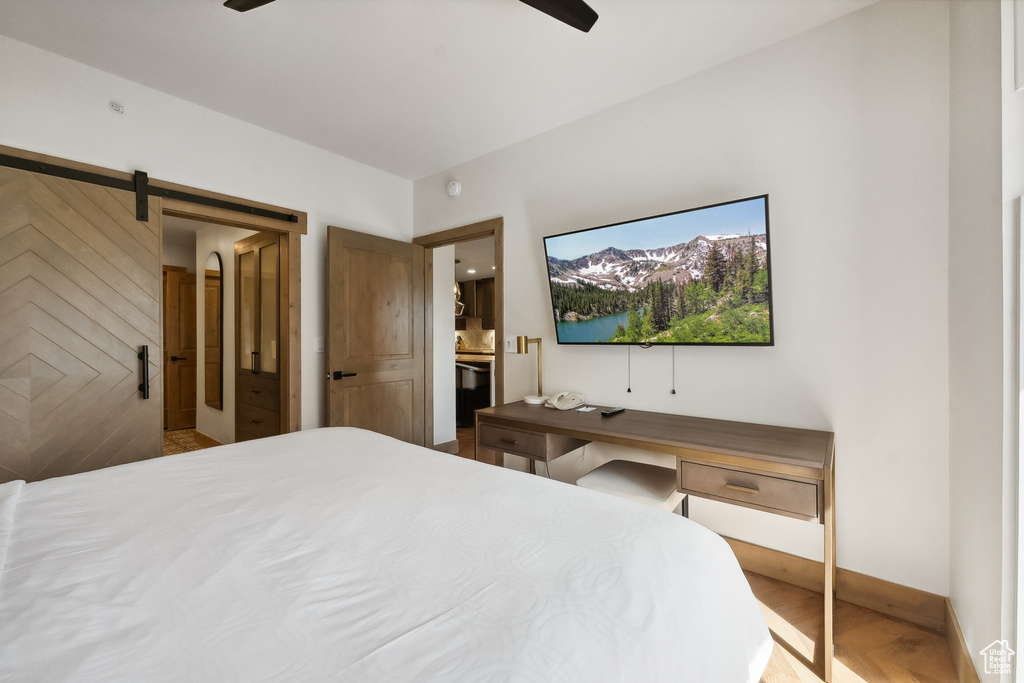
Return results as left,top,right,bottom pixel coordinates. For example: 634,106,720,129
456,426,476,460
748,572,959,682
163,429,213,456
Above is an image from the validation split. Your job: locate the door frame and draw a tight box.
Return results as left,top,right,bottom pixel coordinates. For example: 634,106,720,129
0,145,307,436
414,217,504,449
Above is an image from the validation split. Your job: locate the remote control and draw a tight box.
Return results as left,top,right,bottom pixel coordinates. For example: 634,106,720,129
600,407,625,417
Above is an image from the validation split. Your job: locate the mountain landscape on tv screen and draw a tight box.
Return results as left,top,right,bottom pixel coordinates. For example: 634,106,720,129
547,233,771,344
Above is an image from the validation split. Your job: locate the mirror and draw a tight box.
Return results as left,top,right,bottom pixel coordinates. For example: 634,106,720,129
204,252,223,410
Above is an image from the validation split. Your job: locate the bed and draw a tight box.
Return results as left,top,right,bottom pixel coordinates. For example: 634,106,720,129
0,427,771,681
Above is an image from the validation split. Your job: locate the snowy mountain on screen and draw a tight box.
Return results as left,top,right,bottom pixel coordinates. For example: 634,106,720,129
547,234,766,292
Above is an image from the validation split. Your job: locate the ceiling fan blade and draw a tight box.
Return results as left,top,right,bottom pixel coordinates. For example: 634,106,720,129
223,0,276,12
518,0,598,33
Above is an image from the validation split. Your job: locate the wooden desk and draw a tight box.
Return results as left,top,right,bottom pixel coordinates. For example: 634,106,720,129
475,401,836,681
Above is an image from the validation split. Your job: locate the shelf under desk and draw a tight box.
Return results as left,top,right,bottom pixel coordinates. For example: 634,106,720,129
474,401,836,681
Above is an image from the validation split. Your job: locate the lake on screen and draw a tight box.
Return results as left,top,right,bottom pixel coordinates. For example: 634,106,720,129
555,311,630,343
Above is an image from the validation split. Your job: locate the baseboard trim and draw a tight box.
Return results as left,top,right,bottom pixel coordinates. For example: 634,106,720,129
945,598,980,683
431,439,460,455
727,536,824,594
727,537,981,681
193,431,223,449
724,537,946,632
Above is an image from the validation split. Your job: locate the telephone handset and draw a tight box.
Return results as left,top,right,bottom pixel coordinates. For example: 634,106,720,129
545,391,584,411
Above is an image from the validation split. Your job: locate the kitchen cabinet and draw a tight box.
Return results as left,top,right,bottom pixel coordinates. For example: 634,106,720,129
458,279,477,317
476,278,495,330
455,277,495,331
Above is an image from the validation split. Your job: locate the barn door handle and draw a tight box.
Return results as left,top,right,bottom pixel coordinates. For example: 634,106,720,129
332,371,357,380
138,345,150,399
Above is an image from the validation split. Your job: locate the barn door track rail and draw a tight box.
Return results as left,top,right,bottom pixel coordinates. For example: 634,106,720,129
0,153,298,224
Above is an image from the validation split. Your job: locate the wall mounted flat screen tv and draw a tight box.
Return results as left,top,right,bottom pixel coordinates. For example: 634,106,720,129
543,195,773,346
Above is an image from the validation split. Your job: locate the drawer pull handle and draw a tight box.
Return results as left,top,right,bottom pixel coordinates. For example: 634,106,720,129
251,419,262,424
725,483,759,495
252,389,261,394
499,438,519,445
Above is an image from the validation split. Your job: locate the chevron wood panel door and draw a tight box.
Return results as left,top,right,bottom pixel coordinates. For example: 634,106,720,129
0,166,163,483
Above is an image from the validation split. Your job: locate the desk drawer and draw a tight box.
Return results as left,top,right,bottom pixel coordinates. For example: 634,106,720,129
479,424,546,461
678,461,819,521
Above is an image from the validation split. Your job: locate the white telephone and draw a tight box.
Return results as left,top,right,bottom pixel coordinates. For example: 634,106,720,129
546,391,584,411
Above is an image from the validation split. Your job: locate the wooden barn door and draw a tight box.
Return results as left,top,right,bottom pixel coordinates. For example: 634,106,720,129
0,166,162,483
327,227,425,446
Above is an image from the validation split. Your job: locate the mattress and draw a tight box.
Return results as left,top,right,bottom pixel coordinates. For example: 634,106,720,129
0,427,771,682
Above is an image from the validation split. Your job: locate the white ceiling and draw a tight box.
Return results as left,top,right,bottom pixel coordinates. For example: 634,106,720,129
162,215,203,250
0,0,876,181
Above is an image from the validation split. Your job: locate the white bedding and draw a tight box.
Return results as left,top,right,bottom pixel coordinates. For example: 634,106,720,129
0,427,771,682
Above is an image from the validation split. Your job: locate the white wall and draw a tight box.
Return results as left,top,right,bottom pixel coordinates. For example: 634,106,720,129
433,245,457,445
948,0,1008,670
1004,0,1024,664
944,0,1024,672
415,0,952,595
0,34,414,431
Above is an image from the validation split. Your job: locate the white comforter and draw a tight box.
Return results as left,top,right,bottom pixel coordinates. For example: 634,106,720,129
0,428,771,682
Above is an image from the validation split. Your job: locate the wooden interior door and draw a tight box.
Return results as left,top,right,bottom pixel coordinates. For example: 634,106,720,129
327,227,425,445
204,265,222,410
0,166,162,483
164,267,197,430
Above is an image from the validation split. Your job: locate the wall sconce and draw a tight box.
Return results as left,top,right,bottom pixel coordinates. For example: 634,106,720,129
516,336,547,405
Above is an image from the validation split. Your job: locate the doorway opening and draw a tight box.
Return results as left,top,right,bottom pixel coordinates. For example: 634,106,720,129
161,216,258,450
160,199,302,450
414,218,504,459
454,237,496,457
